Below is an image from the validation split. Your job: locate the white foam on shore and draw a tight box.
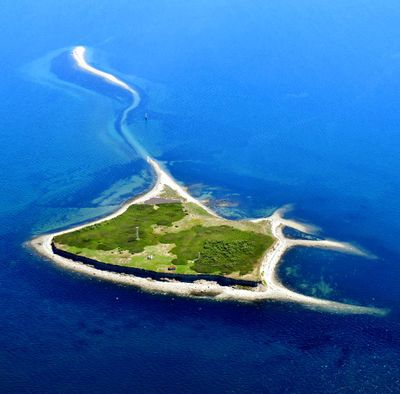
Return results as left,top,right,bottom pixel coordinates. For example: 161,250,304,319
28,46,386,316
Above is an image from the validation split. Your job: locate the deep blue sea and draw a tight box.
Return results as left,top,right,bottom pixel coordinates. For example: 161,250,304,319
1,1,400,392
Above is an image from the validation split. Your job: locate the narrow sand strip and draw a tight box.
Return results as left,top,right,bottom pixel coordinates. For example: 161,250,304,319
28,46,385,316
73,46,135,93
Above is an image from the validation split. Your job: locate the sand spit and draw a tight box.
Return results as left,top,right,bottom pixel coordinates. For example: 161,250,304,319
28,46,385,316
72,46,134,93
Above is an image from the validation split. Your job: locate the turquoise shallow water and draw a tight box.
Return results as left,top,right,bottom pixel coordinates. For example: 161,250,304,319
1,1,400,392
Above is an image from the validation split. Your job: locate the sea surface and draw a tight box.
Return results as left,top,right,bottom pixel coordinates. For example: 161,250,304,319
1,1,400,392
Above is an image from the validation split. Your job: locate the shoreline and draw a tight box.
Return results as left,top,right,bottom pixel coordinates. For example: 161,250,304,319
29,158,384,316
28,46,385,316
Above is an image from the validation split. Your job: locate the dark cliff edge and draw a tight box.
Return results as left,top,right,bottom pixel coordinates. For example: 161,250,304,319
51,242,261,288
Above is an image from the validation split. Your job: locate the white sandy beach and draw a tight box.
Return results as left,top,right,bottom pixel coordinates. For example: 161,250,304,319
28,46,385,316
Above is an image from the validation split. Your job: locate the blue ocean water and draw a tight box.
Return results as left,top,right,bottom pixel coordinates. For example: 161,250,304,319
1,1,400,392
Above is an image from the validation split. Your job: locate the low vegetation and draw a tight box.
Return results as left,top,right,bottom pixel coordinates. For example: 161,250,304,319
56,203,186,253
54,202,274,280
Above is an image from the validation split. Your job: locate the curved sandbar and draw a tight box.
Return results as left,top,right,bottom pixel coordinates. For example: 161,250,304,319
29,46,385,316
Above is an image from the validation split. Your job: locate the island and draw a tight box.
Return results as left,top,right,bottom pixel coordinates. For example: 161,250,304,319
29,46,385,316
52,179,274,287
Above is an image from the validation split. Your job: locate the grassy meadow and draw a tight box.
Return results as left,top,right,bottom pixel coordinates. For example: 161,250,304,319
54,202,274,280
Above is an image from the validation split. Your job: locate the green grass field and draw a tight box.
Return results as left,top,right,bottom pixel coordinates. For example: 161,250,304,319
54,202,274,280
